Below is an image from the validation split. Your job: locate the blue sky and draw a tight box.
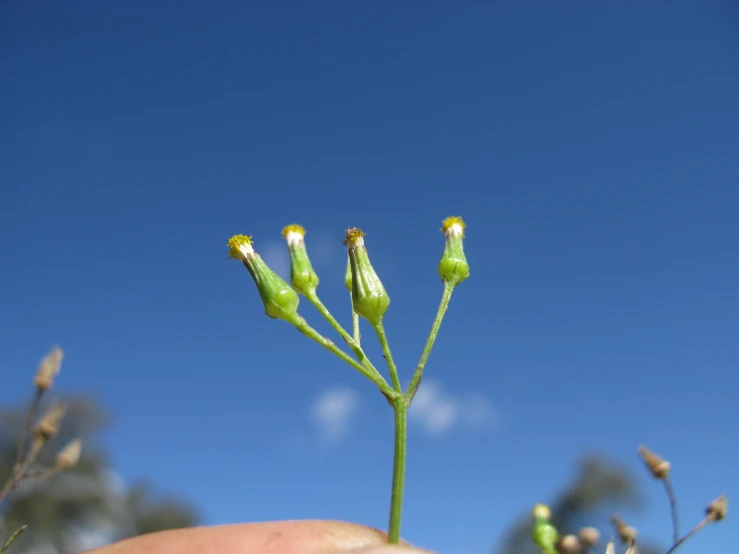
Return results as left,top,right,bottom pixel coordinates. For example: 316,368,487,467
2,2,738,553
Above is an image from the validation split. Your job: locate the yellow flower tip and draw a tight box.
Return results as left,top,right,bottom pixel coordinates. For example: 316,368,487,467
441,216,466,237
227,234,255,261
531,503,552,521
282,224,306,237
343,227,366,247
282,224,306,245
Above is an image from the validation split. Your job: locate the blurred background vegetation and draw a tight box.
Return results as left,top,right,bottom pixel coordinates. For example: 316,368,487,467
1,394,666,554
497,455,662,554
0,395,198,554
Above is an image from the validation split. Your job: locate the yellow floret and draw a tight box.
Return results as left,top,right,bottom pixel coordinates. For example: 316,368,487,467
281,224,306,239
227,234,254,260
441,216,466,237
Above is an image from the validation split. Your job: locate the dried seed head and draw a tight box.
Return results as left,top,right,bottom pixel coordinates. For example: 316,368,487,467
577,527,600,547
610,515,637,544
559,534,581,553
34,403,67,442
282,224,320,296
227,234,300,322
55,438,83,470
438,216,469,286
706,494,727,522
637,445,671,479
34,347,64,392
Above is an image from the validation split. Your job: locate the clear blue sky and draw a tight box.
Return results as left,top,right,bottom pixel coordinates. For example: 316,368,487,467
2,2,738,553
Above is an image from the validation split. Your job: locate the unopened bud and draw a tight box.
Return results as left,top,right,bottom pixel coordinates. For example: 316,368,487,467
637,445,671,479
438,216,469,286
55,438,83,470
577,527,600,547
706,494,727,522
604,538,615,554
228,234,300,322
282,225,319,296
610,515,637,544
559,534,580,553
34,347,64,392
532,519,558,554
34,403,67,442
344,228,389,326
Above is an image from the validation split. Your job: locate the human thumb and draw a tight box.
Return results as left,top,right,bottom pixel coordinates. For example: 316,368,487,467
338,545,436,553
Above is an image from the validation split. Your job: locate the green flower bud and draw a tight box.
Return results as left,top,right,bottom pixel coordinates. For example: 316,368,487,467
438,216,470,286
282,224,319,295
344,256,352,292
344,228,389,325
228,234,300,322
532,520,559,554
531,504,558,554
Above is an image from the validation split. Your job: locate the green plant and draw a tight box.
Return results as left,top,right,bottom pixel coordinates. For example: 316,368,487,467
226,216,469,543
529,446,728,554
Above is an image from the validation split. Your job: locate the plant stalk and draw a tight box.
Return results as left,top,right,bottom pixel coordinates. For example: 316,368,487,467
291,315,395,399
405,281,455,401
387,400,407,544
373,321,402,394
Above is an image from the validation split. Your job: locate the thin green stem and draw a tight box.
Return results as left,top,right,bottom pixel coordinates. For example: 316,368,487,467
387,401,407,544
405,281,455,401
351,296,360,345
373,321,402,393
1,525,27,554
304,291,380,380
291,316,396,400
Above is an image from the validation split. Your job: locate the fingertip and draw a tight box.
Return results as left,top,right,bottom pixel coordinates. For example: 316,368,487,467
338,545,436,554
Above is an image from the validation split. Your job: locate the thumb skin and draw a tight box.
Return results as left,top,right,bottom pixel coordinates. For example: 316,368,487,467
82,520,436,554
339,544,440,554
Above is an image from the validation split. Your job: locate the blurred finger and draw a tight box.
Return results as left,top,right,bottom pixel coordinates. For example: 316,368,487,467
83,519,431,554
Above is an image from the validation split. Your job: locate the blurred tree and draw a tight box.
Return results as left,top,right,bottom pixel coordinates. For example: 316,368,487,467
497,455,663,554
0,395,199,553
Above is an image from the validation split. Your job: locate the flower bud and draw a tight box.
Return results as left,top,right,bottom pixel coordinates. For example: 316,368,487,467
344,228,390,325
34,403,67,442
577,527,600,547
532,520,558,554
637,445,671,479
282,224,319,296
559,534,581,553
55,438,83,470
706,494,727,522
610,515,637,544
531,504,557,554
438,216,469,286
34,347,63,392
531,503,552,521
228,234,300,322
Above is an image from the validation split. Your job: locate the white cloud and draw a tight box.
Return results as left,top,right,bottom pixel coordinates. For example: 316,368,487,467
311,386,360,443
408,380,500,436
